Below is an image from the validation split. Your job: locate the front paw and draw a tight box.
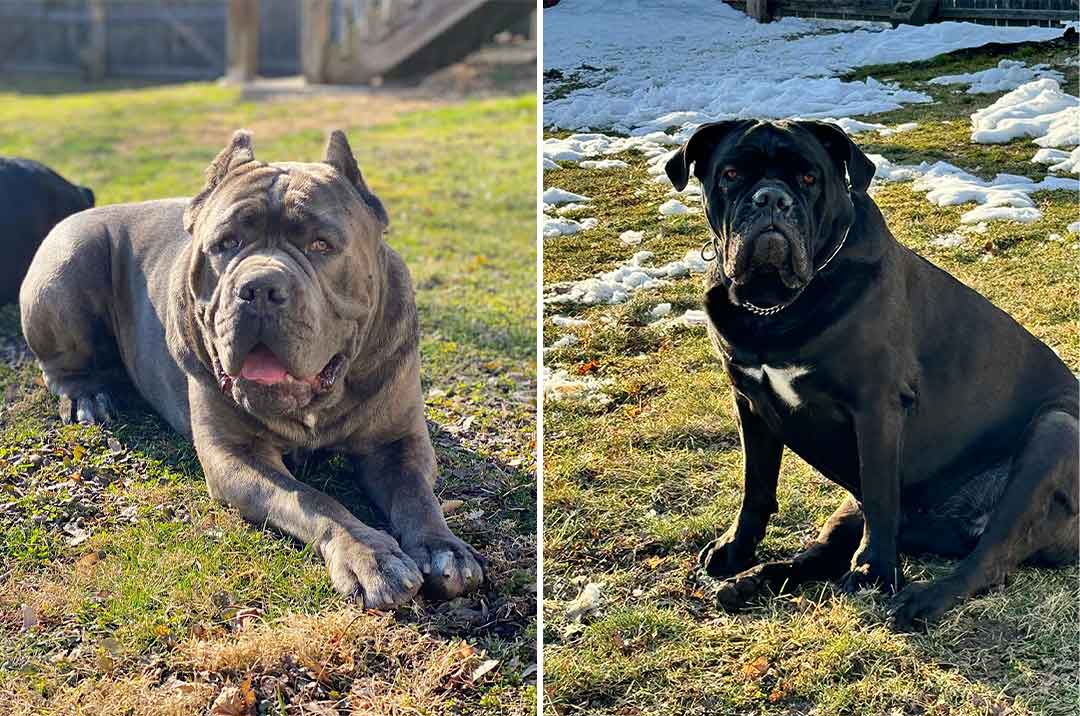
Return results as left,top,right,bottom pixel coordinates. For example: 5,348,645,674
59,391,116,426
839,559,903,595
401,531,484,600
698,530,757,579
888,580,961,631
714,561,791,612
323,527,422,609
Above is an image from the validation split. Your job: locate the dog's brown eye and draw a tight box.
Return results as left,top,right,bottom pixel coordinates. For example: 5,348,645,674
308,239,332,254
802,174,816,186
723,168,739,181
213,235,239,254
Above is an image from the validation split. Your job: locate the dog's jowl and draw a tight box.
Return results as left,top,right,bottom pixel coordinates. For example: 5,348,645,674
665,119,1078,629
19,130,483,608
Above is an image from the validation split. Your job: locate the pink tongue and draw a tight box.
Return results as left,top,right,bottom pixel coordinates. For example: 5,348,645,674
240,346,289,384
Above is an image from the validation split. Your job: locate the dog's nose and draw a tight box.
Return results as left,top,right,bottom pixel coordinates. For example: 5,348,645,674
752,186,793,214
236,271,291,308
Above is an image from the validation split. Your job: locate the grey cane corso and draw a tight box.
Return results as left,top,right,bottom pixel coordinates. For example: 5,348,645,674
1,158,94,304
665,119,1077,629
19,130,483,608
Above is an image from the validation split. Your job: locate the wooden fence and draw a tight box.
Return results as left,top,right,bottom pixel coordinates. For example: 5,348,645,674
0,0,299,80
726,0,1078,25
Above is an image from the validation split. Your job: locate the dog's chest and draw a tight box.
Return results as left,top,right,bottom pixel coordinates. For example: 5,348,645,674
729,360,812,412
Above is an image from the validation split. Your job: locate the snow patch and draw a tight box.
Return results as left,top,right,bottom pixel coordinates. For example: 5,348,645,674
544,216,599,238
544,367,611,409
544,187,592,205
545,0,1061,134
970,79,1079,147
870,155,1079,225
545,249,709,306
659,199,692,216
543,132,678,166
930,59,1065,94
579,159,630,170
648,303,672,322
544,334,580,355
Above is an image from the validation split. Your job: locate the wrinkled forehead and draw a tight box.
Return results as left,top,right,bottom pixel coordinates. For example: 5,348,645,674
205,160,378,235
725,123,830,170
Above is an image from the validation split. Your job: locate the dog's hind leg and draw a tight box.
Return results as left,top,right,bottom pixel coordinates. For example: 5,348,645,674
19,216,117,425
715,495,864,610
890,399,1079,630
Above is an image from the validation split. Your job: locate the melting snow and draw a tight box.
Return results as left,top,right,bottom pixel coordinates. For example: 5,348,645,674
580,159,630,169
930,59,1065,94
970,79,1079,147
544,367,611,409
544,187,592,204
545,250,709,306
545,334,580,355
870,155,1079,224
648,303,672,322
544,0,1060,134
544,216,599,238
543,132,679,166
659,199,692,216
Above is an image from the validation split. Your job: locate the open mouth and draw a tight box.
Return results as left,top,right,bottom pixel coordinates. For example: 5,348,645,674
217,344,346,396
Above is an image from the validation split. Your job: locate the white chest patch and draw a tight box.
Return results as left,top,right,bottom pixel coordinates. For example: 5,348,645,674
734,363,811,409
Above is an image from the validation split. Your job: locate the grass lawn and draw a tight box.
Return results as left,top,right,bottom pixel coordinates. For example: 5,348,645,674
0,80,537,715
542,43,1078,716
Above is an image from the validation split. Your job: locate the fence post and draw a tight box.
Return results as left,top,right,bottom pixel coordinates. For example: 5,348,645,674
82,0,107,81
747,0,772,22
225,0,259,82
301,0,331,84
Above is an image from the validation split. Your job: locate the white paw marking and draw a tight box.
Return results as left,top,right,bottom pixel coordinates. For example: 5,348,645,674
734,363,810,409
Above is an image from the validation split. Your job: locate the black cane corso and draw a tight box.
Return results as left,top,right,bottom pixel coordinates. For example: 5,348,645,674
665,119,1078,629
0,158,94,304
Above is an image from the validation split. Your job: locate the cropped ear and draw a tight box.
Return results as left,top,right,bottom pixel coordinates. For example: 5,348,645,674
324,129,389,226
797,120,876,194
183,129,255,234
664,120,752,191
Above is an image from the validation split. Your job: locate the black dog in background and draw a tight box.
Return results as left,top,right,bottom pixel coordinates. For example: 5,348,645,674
666,119,1078,630
0,158,94,304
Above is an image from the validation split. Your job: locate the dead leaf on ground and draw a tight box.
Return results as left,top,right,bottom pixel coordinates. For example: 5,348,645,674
741,655,769,680
575,360,600,375
209,677,256,716
471,659,500,681
76,550,104,570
